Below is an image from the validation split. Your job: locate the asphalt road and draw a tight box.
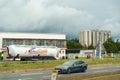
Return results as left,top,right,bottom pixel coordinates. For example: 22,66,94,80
0,64,120,80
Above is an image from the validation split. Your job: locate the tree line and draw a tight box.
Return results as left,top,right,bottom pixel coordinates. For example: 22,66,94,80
103,38,120,53
67,38,120,53
67,38,95,49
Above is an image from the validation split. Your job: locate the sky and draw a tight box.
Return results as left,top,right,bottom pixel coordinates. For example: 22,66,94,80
0,0,120,39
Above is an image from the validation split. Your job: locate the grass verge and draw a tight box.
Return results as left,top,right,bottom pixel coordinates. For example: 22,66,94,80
0,58,120,73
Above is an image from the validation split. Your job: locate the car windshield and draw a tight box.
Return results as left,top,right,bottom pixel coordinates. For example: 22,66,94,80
62,61,74,66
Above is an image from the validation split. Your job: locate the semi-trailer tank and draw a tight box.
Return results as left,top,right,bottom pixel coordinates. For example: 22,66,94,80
8,45,60,60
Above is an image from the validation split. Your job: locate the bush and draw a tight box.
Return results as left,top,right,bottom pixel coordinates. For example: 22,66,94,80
75,56,79,59
0,52,3,60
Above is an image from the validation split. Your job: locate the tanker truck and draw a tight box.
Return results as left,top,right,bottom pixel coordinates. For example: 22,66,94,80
6,45,61,61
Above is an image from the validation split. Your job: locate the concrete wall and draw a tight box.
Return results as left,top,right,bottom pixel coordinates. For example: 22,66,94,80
79,50,96,57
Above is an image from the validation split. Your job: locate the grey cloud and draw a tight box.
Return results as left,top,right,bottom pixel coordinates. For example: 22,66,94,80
0,0,120,38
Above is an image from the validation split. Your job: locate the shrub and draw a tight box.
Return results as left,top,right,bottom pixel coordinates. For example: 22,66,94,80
75,56,79,59
0,52,3,60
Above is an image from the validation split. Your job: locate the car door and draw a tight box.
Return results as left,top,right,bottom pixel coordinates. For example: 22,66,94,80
73,61,81,72
78,61,84,71
75,61,84,71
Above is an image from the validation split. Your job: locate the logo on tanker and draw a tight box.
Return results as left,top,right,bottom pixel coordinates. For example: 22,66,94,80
25,48,48,54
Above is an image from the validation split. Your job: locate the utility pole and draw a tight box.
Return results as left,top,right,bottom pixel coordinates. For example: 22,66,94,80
98,32,102,59
96,31,102,59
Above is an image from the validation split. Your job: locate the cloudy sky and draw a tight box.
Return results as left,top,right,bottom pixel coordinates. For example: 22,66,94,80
0,0,120,38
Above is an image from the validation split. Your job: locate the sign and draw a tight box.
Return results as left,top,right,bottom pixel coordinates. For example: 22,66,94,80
25,48,48,54
51,70,58,80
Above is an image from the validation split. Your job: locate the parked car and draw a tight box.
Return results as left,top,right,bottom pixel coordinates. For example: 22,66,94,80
55,60,87,74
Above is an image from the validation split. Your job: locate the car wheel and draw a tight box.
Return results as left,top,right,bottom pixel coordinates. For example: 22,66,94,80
81,67,86,72
67,68,71,74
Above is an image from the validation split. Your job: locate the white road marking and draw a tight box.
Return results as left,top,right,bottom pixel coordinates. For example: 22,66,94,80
93,70,108,73
21,72,43,76
90,67,105,70
42,75,51,78
18,78,32,80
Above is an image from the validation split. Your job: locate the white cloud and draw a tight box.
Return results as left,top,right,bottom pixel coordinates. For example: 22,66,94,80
0,0,119,38
102,17,120,38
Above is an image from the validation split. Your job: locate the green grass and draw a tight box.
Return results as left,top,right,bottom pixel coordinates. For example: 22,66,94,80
84,58,120,64
0,58,120,73
0,58,120,67
0,60,66,67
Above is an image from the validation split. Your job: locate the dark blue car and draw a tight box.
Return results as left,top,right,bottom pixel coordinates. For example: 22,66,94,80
55,60,88,74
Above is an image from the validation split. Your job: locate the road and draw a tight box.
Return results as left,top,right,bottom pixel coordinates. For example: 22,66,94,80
0,64,120,80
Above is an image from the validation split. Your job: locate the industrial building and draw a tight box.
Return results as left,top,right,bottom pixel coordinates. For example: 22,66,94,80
0,32,67,60
79,30,111,47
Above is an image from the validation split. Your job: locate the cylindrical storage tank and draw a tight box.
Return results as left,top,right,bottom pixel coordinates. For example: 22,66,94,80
8,45,59,59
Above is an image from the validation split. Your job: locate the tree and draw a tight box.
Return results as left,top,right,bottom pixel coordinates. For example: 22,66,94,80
0,52,3,60
103,38,119,53
67,38,83,49
115,39,120,51
82,44,87,49
88,44,95,49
